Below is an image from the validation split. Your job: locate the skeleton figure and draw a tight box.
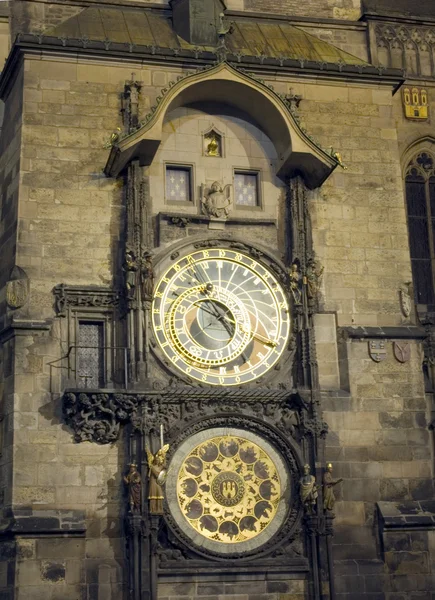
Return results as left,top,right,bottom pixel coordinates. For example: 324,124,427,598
146,444,170,515
288,262,302,305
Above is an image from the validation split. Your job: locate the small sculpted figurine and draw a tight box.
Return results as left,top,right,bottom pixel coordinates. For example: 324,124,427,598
288,262,302,305
323,463,343,514
201,181,232,219
146,444,170,515
299,463,318,514
305,258,324,301
124,463,142,513
140,251,154,303
206,133,220,157
123,250,138,300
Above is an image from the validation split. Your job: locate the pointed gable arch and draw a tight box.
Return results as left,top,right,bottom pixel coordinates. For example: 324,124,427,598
105,62,337,189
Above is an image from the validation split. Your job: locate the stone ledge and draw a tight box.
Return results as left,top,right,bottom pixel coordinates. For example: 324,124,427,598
0,509,86,537
377,501,435,531
339,326,426,340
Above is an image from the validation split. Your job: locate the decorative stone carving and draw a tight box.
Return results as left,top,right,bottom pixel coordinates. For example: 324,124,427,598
305,257,324,304
146,444,170,515
393,341,411,363
323,463,342,514
288,262,303,305
123,250,138,302
299,464,318,514
53,285,120,317
124,463,142,513
6,266,30,309
201,181,232,219
140,251,154,304
375,23,435,78
122,75,142,131
399,282,412,318
368,340,387,362
63,392,140,444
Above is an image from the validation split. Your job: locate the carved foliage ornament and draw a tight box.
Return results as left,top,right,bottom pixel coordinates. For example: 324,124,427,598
63,392,140,444
53,284,120,317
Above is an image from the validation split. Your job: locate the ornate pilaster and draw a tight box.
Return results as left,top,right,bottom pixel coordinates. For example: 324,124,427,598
124,160,153,384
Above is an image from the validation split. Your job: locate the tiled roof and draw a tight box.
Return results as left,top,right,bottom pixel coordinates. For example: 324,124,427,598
44,6,367,65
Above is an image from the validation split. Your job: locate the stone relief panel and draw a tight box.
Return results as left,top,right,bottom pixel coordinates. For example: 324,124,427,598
375,23,435,77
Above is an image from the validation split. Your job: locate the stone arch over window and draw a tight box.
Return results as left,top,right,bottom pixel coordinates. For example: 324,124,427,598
104,62,337,189
403,139,435,306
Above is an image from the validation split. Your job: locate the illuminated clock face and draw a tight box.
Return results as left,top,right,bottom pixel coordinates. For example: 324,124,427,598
152,247,291,385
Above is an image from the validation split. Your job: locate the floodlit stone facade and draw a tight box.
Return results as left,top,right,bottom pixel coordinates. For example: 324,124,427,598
0,1,435,599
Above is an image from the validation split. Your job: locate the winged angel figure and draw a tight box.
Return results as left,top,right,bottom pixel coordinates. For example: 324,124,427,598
201,181,232,219
146,444,170,515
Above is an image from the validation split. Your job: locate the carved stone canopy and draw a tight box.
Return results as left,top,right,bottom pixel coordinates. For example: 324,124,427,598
104,62,337,189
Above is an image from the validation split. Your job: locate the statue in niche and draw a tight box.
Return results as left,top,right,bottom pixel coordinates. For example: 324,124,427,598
205,132,221,157
201,181,232,219
124,463,142,513
305,258,324,301
123,250,138,300
140,251,154,304
299,464,318,514
288,262,302,305
323,463,343,514
146,444,170,515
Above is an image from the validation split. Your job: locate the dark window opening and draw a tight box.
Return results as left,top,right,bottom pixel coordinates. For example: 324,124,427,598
405,152,435,307
77,321,105,388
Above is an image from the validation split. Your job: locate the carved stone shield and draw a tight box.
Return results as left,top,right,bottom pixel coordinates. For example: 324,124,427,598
368,340,387,362
393,341,411,364
6,266,29,309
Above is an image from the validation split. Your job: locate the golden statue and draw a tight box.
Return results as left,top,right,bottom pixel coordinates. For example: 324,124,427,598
323,463,343,514
206,133,221,157
146,444,170,515
124,463,142,513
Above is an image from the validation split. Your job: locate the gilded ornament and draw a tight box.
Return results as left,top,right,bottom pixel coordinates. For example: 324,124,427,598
403,86,428,120
176,435,281,544
146,444,170,515
205,132,221,157
323,463,342,514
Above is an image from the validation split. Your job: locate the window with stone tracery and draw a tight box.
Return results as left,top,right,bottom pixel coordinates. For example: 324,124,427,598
405,151,435,305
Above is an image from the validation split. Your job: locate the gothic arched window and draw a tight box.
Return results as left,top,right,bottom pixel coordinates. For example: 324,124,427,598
405,151,435,305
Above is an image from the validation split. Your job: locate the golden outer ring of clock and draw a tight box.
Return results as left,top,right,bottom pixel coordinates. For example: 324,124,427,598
151,247,291,386
166,427,290,554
